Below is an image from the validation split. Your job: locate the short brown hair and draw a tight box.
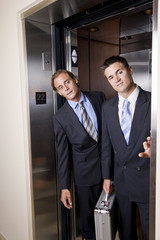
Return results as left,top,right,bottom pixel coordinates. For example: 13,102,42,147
51,69,76,91
102,56,130,72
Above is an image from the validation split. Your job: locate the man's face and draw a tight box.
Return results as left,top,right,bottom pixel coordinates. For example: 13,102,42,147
54,73,81,101
104,62,135,97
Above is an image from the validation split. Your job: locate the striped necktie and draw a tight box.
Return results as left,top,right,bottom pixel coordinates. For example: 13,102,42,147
78,101,98,142
120,99,132,144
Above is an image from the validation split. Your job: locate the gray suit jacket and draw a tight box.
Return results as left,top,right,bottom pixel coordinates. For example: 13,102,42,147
101,87,151,203
54,91,105,189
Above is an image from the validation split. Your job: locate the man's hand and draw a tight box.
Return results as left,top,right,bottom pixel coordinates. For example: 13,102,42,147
61,189,72,209
139,136,151,158
103,179,112,194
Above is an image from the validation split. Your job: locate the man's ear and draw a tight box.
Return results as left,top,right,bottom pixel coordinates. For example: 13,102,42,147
129,66,133,75
75,78,79,85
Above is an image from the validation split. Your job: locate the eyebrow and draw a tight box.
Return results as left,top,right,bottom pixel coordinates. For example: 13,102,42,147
107,68,122,79
56,79,71,89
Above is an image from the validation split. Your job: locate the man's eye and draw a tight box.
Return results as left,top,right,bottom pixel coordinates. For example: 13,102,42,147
108,76,113,81
58,86,63,90
66,80,70,84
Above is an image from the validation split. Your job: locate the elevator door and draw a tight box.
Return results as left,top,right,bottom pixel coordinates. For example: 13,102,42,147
64,5,152,239
25,20,60,240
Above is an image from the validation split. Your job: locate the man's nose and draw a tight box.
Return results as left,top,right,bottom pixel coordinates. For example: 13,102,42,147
115,74,120,82
64,84,69,91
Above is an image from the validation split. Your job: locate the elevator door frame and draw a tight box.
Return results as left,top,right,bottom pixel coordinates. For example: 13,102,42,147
63,2,156,240
19,0,159,239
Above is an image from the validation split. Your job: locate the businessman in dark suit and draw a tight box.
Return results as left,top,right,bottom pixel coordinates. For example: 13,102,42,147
51,69,105,240
101,56,151,240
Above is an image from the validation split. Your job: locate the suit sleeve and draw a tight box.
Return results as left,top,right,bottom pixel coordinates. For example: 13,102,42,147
53,116,72,189
101,103,114,180
99,91,106,102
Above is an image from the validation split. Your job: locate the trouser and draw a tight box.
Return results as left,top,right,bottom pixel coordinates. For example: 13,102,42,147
116,193,149,240
75,182,102,240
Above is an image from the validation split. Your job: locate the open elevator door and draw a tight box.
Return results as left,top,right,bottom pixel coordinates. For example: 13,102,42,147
57,0,153,239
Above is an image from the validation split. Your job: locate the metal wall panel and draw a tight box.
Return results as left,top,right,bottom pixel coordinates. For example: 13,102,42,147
121,49,151,92
25,20,59,240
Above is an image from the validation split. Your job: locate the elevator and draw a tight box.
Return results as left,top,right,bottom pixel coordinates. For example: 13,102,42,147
24,0,154,239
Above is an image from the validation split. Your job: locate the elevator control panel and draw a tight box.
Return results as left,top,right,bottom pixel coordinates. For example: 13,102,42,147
42,52,51,71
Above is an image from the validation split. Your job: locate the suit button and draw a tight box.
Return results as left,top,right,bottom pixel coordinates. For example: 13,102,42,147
124,165,127,169
137,167,141,171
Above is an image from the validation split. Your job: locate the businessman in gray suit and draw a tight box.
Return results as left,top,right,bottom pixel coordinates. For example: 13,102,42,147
51,69,105,240
101,56,151,240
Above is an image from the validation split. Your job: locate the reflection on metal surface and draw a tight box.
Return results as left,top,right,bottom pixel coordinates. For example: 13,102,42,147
25,0,107,25
25,20,59,240
121,49,151,92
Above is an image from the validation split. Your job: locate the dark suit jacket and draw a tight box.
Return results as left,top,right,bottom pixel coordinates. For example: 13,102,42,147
101,88,151,203
54,91,105,189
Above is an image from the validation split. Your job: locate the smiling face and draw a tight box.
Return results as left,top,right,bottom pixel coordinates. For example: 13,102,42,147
54,72,81,102
104,62,136,98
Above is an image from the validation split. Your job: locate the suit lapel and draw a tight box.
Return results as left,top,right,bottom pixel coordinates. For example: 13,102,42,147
85,92,101,134
129,89,150,146
106,89,150,165
110,90,150,148
64,101,90,137
111,96,128,145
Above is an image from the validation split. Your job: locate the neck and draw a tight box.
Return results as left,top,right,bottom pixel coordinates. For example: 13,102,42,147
72,90,81,102
120,83,136,99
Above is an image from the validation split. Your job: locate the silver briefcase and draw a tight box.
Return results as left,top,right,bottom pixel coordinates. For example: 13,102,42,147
94,190,118,240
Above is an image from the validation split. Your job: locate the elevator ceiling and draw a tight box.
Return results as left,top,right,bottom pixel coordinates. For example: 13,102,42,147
26,0,152,27
26,0,109,25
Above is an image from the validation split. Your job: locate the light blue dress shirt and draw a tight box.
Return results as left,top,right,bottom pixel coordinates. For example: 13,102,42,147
68,92,98,133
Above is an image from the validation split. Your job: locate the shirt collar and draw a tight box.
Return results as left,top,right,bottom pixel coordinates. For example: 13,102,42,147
118,85,140,106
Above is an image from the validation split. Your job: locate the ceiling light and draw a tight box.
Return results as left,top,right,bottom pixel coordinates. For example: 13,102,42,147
87,27,99,32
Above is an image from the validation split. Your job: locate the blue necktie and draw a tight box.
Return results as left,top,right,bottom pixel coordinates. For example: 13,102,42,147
120,99,132,144
78,101,98,142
